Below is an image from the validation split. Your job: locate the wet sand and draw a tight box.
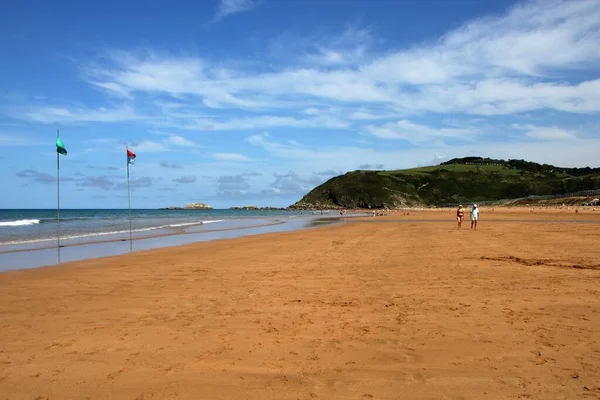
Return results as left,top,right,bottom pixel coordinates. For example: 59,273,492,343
1,209,600,399
0,217,323,271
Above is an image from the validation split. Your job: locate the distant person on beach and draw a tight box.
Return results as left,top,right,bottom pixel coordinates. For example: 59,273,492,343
456,205,465,229
471,204,479,230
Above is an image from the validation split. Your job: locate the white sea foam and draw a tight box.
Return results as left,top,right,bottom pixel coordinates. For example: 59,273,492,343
0,219,225,246
0,219,41,227
164,220,223,228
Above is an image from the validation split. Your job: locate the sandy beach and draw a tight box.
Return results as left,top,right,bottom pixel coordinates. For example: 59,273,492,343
1,208,600,399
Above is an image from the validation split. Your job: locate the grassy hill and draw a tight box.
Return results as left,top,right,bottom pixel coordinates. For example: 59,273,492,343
289,157,600,209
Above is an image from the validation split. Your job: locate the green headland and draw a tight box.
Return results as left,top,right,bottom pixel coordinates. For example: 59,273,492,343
290,157,600,209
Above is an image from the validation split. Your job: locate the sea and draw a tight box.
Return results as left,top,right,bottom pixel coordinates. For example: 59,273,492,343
0,209,340,271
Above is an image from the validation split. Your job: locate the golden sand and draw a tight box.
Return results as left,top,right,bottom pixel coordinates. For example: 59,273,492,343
1,209,599,399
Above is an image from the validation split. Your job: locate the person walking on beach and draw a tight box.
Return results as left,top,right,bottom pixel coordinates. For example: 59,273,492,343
456,205,465,229
470,204,479,230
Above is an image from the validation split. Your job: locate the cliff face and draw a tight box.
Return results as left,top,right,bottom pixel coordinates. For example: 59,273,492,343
289,160,600,209
290,172,424,210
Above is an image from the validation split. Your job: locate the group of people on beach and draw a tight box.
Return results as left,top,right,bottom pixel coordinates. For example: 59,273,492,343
339,209,390,217
456,204,479,230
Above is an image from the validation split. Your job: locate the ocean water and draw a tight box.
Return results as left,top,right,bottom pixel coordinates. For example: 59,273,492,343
0,208,343,271
0,208,325,251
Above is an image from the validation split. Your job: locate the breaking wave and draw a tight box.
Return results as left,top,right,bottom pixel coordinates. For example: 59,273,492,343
0,220,225,245
0,219,41,227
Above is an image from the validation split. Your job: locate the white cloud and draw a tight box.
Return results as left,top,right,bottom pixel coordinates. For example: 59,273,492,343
263,171,322,195
0,133,45,147
409,78,600,116
166,135,198,147
18,105,139,123
6,0,600,164
348,110,394,121
211,152,253,162
127,135,198,153
302,108,321,116
364,0,600,84
267,22,373,69
513,124,576,140
181,115,349,131
302,24,373,67
366,120,476,142
130,140,168,153
76,0,598,120
215,0,259,20
91,81,133,98
173,175,196,184
246,132,424,168
247,132,336,161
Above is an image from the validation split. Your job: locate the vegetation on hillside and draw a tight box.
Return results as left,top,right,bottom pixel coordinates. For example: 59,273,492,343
290,157,600,209
441,157,600,176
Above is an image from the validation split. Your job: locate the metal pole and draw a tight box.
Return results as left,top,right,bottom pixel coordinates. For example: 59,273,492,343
127,149,132,252
57,129,61,264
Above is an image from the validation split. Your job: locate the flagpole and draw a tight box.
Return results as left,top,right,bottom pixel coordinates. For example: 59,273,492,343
56,129,61,264
126,147,133,252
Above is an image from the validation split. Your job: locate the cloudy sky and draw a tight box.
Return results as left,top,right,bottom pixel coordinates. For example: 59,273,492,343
1,0,599,209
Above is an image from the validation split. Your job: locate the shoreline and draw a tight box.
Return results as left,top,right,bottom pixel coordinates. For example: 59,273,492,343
0,219,287,254
0,215,347,272
0,209,341,250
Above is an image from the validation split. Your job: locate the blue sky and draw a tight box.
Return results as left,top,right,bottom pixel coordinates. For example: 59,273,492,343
1,0,599,209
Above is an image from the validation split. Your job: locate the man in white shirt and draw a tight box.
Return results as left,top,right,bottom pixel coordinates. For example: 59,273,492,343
471,204,479,230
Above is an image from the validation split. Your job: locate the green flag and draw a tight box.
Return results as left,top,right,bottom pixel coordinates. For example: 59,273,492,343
56,137,67,155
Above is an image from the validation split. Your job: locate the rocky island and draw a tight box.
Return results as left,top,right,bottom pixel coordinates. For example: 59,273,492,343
160,202,213,210
229,205,284,210
229,205,258,210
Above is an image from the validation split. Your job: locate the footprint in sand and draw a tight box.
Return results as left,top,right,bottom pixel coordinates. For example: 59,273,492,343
106,368,127,381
